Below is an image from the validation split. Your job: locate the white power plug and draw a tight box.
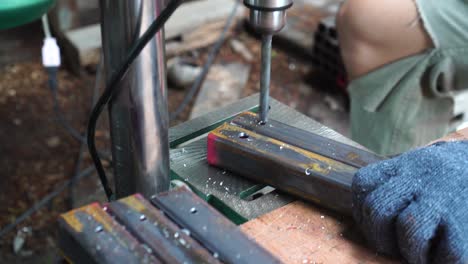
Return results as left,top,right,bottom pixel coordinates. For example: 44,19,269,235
42,37,61,68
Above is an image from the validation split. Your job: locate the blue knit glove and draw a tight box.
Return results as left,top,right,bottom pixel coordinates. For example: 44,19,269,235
352,141,468,264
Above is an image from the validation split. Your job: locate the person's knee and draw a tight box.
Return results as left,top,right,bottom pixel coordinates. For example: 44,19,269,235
337,0,380,79
337,0,433,79
337,0,376,44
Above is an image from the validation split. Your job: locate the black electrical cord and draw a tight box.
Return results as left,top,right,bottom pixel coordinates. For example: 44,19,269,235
87,0,183,201
170,0,240,121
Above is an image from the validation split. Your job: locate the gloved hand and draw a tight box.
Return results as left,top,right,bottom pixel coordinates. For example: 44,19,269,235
352,141,468,264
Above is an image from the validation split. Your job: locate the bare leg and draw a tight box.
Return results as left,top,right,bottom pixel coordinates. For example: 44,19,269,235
337,0,434,80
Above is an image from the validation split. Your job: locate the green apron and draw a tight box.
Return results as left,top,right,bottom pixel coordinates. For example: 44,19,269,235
349,0,468,156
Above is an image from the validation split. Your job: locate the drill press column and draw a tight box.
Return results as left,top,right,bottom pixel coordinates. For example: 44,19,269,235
244,0,293,123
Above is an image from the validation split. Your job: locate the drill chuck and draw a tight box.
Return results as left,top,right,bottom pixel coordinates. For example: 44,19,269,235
244,0,293,34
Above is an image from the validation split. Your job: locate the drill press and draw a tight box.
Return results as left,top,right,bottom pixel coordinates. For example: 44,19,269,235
244,0,293,123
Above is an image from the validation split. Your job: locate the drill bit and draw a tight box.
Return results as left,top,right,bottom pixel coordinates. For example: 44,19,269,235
243,0,292,123
259,34,272,124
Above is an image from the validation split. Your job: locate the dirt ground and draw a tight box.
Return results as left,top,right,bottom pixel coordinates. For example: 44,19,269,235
0,21,349,263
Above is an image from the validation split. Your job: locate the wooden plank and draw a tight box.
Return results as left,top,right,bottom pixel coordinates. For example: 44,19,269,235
65,24,101,67
166,20,227,56
241,128,468,264
64,0,244,66
164,0,244,40
189,63,251,119
241,201,396,264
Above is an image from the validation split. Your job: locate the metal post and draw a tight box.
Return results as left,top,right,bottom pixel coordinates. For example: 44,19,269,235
100,0,169,198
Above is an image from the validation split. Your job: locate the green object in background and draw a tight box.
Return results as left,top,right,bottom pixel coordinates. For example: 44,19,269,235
0,0,56,30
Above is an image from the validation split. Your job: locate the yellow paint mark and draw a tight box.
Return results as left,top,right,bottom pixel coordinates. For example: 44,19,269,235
346,152,359,161
82,204,114,232
60,198,150,252
212,123,356,175
237,111,257,119
310,163,329,175
120,195,146,212
60,203,115,233
61,211,84,233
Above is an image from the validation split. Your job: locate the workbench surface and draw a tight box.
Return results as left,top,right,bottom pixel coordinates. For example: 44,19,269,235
241,128,468,263
170,94,468,263
169,94,363,222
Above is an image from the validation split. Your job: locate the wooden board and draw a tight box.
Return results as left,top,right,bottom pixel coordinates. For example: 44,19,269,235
241,128,468,264
241,201,396,264
63,0,244,67
189,63,251,119
164,0,244,40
